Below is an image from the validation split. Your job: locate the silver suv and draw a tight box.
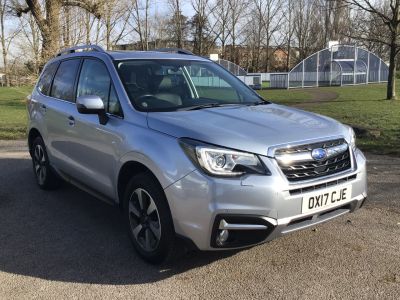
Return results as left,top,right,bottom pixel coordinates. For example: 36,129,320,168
27,45,367,263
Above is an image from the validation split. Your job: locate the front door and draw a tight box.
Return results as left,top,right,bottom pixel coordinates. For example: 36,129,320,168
63,58,124,199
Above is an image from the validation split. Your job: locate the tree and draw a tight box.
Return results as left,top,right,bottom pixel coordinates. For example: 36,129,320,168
18,12,41,76
167,0,188,48
129,0,151,50
292,0,324,61
320,0,351,44
344,0,399,100
212,0,231,58
227,0,247,64
1,0,19,86
283,0,295,71
101,0,131,50
252,0,282,72
15,0,102,63
189,0,217,55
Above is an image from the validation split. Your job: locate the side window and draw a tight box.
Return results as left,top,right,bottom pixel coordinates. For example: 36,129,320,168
108,85,122,116
51,59,81,102
77,59,123,117
37,61,58,96
77,59,110,105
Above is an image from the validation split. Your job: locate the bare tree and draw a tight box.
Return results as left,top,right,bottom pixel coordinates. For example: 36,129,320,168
252,0,282,71
211,0,231,58
292,0,324,61
129,0,151,50
190,0,218,55
101,0,131,50
1,0,20,86
0,0,10,86
15,0,102,62
228,0,247,64
18,12,41,75
167,0,188,48
344,0,399,100
283,0,295,71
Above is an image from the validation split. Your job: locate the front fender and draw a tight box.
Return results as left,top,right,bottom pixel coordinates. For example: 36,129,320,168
117,133,197,191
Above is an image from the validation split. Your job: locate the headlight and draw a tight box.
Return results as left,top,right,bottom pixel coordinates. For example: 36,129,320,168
179,138,270,177
347,126,357,150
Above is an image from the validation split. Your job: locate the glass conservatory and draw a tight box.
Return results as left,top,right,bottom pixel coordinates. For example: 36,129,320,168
271,45,389,89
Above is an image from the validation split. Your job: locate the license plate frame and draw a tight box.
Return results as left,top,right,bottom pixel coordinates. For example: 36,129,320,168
301,185,352,214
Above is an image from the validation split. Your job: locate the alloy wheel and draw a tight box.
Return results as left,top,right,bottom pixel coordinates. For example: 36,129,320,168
128,188,161,252
33,144,47,185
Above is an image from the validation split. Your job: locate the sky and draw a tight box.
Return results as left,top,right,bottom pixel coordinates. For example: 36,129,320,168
0,0,197,68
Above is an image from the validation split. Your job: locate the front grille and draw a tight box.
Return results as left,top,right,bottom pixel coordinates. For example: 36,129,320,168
275,139,352,182
289,174,357,195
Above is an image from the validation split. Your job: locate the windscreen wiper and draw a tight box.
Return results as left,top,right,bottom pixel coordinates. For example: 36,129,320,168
246,100,270,106
178,103,227,111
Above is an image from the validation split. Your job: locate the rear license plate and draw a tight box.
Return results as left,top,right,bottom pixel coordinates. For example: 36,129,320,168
301,185,352,214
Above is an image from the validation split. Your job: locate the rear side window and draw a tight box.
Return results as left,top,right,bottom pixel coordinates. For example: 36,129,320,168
37,61,58,96
77,59,123,117
51,59,80,102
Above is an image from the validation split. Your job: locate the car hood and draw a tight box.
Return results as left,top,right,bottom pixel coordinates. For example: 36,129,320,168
147,104,348,156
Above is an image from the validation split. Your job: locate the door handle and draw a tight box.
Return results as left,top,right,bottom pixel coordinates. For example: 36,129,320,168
40,104,47,113
68,116,75,126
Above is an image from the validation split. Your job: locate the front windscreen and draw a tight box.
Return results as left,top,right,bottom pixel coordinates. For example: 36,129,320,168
115,59,263,112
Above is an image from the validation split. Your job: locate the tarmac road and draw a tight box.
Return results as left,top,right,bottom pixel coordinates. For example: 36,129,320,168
0,141,399,299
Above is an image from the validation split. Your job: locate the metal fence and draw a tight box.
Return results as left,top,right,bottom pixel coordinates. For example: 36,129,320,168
237,75,262,89
270,45,389,89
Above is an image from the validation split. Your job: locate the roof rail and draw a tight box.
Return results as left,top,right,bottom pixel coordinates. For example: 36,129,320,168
153,48,194,55
56,44,105,57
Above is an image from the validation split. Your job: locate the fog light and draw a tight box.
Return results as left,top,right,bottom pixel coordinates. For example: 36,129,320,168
216,229,229,246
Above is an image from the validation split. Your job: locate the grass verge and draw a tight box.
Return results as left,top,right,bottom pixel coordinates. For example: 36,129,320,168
0,83,399,155
258,83,400,155
0,86,32,140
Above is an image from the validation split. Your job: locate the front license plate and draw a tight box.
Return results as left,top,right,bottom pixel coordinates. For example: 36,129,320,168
301,185,352,214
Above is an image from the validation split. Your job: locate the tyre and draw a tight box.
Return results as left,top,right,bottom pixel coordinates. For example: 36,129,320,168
31,136,61,190
123,172,175,264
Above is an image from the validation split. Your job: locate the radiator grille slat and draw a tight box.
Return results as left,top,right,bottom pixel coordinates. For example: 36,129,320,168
275,139,352,182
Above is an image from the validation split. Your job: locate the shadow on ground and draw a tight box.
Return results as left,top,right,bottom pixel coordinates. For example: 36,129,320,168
0,156,236,284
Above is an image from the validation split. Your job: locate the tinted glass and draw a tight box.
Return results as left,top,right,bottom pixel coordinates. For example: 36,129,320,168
115,60,262,112
77,59,111,106
37,61,58,95
77,59,123,117
108,85,122,116
51,59,80,102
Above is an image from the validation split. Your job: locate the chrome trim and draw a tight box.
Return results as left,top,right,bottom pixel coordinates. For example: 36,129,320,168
56,44,105,57
275,151,313,164
267,135,348,157
280,209,350,234
277,194,365,226
218,219,268,230
326,143,348,158
274,158,357,187
272,137,353,184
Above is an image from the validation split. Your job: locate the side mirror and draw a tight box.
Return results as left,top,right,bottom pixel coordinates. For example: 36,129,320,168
76,95,108,125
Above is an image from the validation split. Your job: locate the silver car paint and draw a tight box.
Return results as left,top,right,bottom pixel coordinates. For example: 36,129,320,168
28,50,367,251
147,104,349,156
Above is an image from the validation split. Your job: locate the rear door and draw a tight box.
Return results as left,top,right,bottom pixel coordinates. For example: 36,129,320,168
29,60,59,148
45,58,82,174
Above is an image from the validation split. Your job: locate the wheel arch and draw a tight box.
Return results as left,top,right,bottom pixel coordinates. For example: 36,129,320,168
28,128,42,157
117,160,166,211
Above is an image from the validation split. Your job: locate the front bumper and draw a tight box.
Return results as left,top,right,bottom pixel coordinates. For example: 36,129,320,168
164,148,367,250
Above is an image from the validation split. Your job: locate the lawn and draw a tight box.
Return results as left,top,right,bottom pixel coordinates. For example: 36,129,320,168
0,83,399,155
0,86,32,139
258,83,400,155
